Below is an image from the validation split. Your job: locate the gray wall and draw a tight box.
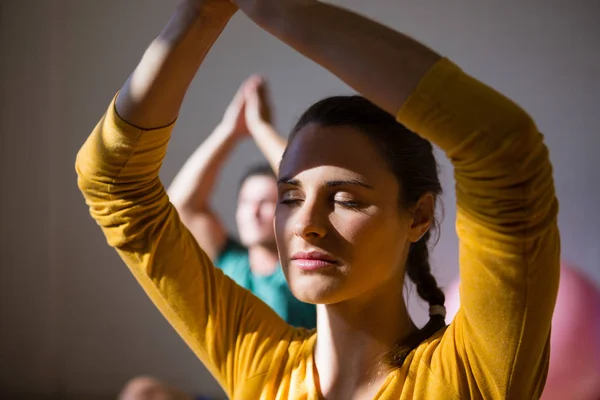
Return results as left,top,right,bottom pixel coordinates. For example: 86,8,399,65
1,0,599,398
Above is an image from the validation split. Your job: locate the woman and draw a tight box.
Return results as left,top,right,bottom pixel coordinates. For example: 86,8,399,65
76,0,560,398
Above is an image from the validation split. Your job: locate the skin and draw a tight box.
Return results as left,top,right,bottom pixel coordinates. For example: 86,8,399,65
118,376,192,400
237,175,278,248
236,174,279,275
277,124,412,305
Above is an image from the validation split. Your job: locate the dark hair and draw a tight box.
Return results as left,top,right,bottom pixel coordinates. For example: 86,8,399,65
286,96,445,368
238,163,276,195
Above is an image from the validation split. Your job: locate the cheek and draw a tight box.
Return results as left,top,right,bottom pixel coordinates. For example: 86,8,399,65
274,206,292,249
236,206,255,230
331,211,379,244
332,210,406,265
260,203,277,224
235,207,244,224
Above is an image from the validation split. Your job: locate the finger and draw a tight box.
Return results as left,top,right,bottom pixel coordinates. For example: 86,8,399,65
247,74,263,86
223,81,247,118
244,84,260,115
242,75,261,95
230,80,248,108
257,79,268,99
256,79,272,124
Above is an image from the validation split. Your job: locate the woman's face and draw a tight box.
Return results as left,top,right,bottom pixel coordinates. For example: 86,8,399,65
275,123,415,305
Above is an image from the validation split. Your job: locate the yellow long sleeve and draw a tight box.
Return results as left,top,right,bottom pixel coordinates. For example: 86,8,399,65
397,59,560,399
75,98,306,398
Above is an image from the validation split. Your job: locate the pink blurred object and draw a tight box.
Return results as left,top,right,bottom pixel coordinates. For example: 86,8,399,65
444,262,600,400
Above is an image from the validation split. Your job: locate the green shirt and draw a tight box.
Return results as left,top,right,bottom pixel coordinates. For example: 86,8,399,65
215,238,316,329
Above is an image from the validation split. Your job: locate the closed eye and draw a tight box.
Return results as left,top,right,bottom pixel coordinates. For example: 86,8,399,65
280,198,303,207
279,188,304,207
334,199,365,210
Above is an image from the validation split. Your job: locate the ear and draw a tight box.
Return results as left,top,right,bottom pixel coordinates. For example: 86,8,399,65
408,193,435,243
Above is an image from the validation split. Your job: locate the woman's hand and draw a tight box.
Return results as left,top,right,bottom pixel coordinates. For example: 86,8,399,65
185,0,238,20
232,0,316,24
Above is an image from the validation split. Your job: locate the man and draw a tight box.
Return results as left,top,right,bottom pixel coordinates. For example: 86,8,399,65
167,75,315,328
119,76,315,400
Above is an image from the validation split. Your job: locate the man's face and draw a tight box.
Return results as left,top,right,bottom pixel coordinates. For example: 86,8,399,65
236,175,278,248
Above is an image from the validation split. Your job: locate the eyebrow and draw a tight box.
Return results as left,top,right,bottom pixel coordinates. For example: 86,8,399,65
277,177,302,187
277,177,374,190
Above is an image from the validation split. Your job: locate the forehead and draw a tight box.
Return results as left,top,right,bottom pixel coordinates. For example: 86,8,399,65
239,175,277,198
279,123,394,186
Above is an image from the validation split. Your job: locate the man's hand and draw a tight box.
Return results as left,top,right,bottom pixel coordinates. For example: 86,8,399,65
241,75,286,172
244,75,273,135
219,80,250,139
219,75,273,140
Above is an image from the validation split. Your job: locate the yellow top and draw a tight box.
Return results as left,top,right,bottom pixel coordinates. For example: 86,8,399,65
76,58,560,399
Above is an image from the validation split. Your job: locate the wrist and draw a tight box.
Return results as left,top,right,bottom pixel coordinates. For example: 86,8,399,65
243,0,317,29
250,123,286,149
193,0,238,21
159,0,236,44
214,122,242,141
248,120,274,138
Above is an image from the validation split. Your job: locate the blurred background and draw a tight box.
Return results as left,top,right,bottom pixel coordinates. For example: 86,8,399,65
1,0,599,399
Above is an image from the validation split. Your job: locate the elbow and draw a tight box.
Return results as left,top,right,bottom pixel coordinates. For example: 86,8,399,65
75,145,102,199
168,191,210,220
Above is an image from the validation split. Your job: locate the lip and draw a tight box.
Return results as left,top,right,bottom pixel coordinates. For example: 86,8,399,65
291,251,340,271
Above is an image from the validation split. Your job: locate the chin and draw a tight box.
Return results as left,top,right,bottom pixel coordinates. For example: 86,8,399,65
287,271,348,305
240,237,265,247
241,236,271,248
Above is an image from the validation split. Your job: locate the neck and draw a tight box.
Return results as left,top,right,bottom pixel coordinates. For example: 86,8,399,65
314,276,416,398
248,243,279,276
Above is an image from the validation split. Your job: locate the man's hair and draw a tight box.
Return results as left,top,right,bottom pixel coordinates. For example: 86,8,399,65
238,163,276,193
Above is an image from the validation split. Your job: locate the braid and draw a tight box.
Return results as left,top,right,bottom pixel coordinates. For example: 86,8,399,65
406,231,445,306
386,230,446,368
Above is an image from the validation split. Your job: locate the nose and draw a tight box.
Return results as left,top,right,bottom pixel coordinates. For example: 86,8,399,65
253,204,261,218
293,199,327,240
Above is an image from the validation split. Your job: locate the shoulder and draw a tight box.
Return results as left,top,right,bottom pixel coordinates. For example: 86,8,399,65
215,237,249,271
